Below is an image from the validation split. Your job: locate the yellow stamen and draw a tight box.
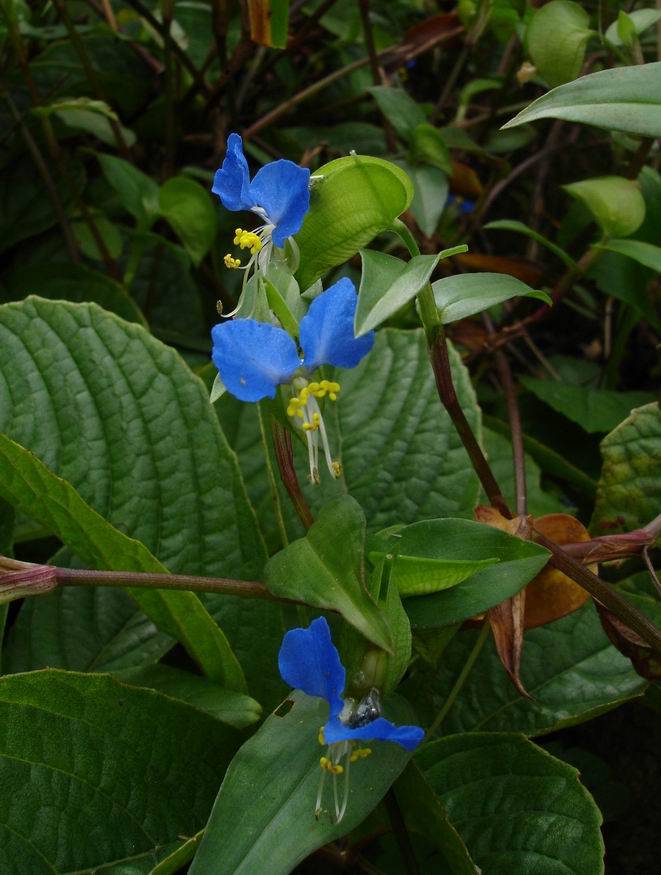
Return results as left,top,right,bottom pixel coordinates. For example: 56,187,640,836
318,728,325,746
232,229,262,255
287,381,341,421
302,413,321,432
331,461,342,478
223,253,241,269
319,756,344,775
350,747,372,763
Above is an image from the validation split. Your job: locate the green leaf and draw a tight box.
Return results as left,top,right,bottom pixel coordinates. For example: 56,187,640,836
615,10,637,48
404,162,449,238
418,733,605,874
433,272,551,324
71,212,123,261
116,664,262,729
527,0,592,88
563,176,646,238
482,416,597,499
393,762,477,874
596,237,661,273
0,670,237,873
606,8,661,47
393,520,549,628
35,97,136,147
355,249,442,336
502,62,661,138
0,433,247,691
4,585,172,675
189,691,414,875
484,219,579,270
0,155,85,254
0,297,268,686
409,603,646,734
159,176,217,265
295,155,413,288
409,123,453,173
307,329,482,528
98,153,160,225
1,261,146,324
520,376,655,433
591,402,661,534
368,86,427,140
370,519,506,597
266,497,393,651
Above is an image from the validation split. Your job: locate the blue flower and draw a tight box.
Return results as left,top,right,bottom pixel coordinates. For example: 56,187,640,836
278,616,424,821
212,133,310,249
211,279,374,481
447,193,476,215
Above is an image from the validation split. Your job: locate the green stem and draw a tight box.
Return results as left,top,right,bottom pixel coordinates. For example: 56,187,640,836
257,403,289,548
428,621,491,736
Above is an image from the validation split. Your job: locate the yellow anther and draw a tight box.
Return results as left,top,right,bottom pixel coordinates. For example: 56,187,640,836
350,747,372,763
234,230,262,254
319,756,344,775
302,413,321,432
318,728,325,746
224,253,242,269
331,461,342,478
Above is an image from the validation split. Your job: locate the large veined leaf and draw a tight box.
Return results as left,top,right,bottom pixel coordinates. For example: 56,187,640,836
418,733,605,874
307,328,483,529
0,298,269,689
408,603,646,735
502,62,661,137
0,434,246,691
591,402,661,534
0,670,237,874
190,692,415,875
295,155,413,289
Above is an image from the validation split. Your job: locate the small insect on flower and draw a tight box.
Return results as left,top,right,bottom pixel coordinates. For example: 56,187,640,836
211,279,374,482
212,133,311,313
278,617,424,823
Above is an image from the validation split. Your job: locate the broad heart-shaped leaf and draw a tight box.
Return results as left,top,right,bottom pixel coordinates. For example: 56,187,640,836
0,670,238,874
0,434,246,691
389,520,549,628
564,176,646,238
189,692,414,875
369,519,507,597
417,733,605,875
527,0,591,89
520,377,655,434
305,329,482,529
0,298,269,689
433,272,551,324
159,176,217,266
295,155,413,289
265,497,393,652
591,402,661,535
355,249,441,336
502,62,661,138
407,602,646,735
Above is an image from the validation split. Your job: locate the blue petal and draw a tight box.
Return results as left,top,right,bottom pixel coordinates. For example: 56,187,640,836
323,716,424,751
278,617,345,720
299,278,375,371
211,319,300,402
249,160,311,247
211,133,254,212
